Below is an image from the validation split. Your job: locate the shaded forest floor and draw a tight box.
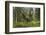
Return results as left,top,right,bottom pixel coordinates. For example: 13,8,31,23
13,20,40,28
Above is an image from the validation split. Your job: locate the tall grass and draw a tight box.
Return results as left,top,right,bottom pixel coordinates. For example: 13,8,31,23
13,20,40,28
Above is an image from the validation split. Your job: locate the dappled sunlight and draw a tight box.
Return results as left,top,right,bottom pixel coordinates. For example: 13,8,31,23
13,7,40,28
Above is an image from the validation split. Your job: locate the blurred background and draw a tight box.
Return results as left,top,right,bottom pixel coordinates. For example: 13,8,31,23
13,7,40,27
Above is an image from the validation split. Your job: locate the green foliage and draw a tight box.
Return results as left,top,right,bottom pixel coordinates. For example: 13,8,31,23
13,20,40,28
13,7,40,28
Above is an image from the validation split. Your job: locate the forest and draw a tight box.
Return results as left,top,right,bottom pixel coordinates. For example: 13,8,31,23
13,7,40,28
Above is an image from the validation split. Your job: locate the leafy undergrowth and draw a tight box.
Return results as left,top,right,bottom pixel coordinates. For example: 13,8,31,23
13,20,40,28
